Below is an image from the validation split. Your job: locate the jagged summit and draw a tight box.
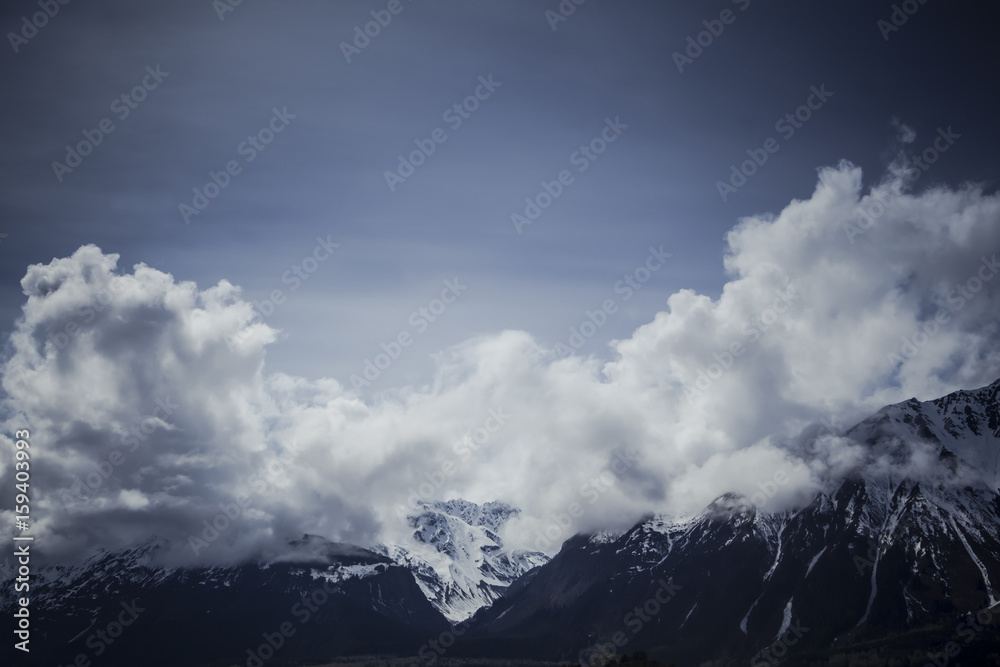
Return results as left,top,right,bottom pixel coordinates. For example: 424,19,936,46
374,498,548,622
847,376,1000,488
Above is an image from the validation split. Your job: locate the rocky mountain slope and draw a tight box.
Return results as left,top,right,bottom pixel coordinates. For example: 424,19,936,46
373,499,548,622
459,379,1000,665
1,536,449,667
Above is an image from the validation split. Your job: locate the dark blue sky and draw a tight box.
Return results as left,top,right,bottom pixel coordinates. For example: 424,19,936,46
2,0,998,390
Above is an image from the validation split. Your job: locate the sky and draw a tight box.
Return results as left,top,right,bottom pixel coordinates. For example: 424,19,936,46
1,0,1000,564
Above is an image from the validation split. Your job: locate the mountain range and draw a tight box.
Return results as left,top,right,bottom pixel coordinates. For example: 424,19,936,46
4,378,1000,666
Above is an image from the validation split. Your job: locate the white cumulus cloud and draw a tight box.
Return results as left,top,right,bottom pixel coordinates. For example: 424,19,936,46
2,156,999,564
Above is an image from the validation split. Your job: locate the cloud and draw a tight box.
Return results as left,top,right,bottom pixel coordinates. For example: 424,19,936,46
2,150,999,564
892,117,916,144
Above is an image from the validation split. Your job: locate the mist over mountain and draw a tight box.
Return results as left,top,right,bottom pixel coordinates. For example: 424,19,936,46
459,378,1000,665
4,379,999,666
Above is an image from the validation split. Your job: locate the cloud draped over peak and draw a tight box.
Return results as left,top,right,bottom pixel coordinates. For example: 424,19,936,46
2,160,999,564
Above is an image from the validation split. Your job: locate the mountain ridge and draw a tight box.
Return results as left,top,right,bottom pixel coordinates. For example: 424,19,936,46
5,378,1000,665
454,378,1000,665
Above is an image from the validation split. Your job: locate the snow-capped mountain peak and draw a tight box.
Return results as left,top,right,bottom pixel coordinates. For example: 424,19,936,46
848,377,1000,489
374,499,548,622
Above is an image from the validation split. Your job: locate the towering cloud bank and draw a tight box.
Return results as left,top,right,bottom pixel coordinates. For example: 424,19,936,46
2,157,999,565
